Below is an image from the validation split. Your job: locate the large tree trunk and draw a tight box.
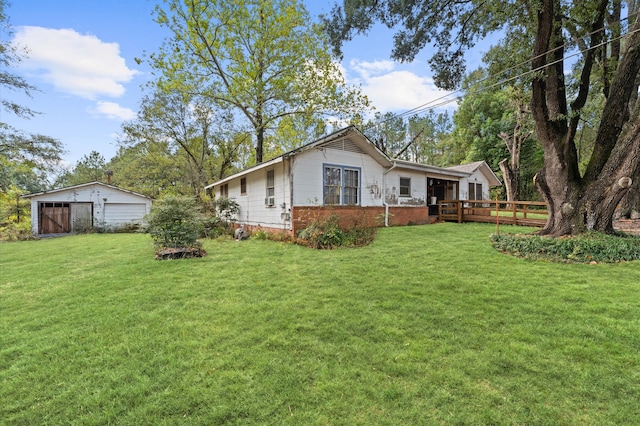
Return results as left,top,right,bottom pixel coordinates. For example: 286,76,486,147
499,158,519,202
531,0,640,236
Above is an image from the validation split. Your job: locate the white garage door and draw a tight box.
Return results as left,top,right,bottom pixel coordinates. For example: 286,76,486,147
103,203,148,228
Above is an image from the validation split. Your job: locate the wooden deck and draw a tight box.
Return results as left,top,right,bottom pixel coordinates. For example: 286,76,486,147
438,200,548,227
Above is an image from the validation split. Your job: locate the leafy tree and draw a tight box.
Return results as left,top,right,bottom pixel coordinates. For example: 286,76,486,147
405,111,454,166
363,112,406,156
122,89,246,194
57,151,108,187
149,0,370,164
0,0,64,192
451,68,541,201
324,0,640,236
108,140,190,197
362,111,452,165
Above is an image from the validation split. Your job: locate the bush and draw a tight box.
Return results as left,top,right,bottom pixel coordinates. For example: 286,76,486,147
145,196,204,251
200,197,239,238
297,214,376,249
0,221,35,241
491,231,640,263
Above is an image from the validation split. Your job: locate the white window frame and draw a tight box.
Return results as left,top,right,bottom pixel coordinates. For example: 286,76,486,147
323,164,361,206
399,177,411,197
265,170,275,207
468,182,483,200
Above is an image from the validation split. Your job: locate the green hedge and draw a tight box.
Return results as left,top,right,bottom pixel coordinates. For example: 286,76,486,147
491,231,640,263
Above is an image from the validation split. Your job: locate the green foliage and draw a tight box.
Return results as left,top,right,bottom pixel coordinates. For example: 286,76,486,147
362,111,453,165
145,195,204,250
106,142,185,198
251,228,292,242
0,220,33,241
120,90,245,194
0,5,65,191
491,232,640,263
0,185,32,240
56,151,107,187
297,213,376,249
214,197,240,223
150,0,370,164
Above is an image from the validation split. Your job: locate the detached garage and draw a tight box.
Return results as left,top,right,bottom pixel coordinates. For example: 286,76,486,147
23,182,153,235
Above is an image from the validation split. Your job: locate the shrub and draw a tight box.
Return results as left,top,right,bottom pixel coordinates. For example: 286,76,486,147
200,197,239,238
0,221,35,241
297,213,376,249
491,232,640,263
145,196,204,251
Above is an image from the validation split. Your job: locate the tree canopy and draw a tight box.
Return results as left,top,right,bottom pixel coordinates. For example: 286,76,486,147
325,0,640,235
147,0,370,165
0,0,64,193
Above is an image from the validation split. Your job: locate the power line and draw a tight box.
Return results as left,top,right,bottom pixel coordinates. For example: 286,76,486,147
364,10,640,131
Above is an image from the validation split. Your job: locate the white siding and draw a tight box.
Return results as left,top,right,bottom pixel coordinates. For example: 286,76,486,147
103,203,148,228
460,170,491,200
222,160,292,230
384,169,428,206
292,147,385,207
27,183,152,233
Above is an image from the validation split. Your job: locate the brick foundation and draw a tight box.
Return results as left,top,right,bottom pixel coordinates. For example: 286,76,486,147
291,206,429,234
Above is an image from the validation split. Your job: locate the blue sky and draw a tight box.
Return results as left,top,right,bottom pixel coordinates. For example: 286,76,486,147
3,1,479,166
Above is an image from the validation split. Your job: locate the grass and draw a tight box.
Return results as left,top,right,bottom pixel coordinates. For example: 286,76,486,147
1,223,640,424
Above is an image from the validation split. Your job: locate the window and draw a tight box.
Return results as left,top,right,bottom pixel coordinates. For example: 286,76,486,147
468,182,483,200
240,177,247,195
265,170,275,206
220,183,229,198
344,169,359,205
399,177,411,197
323,164,360,205
324,166,341,205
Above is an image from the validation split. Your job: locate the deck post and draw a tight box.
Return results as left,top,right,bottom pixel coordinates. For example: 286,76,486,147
458,200,463,223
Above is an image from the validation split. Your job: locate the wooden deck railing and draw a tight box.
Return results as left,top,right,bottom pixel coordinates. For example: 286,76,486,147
438,200,548,227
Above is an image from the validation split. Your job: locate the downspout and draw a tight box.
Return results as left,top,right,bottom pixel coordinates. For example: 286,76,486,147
382,161,398,227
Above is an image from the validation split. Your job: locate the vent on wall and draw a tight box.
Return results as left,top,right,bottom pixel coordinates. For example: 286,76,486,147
322,137,365,154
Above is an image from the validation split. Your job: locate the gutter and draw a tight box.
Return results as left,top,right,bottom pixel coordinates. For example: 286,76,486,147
382,161,398,227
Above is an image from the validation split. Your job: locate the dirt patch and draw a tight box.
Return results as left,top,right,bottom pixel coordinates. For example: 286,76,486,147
155,247,208,260
614,219,640,236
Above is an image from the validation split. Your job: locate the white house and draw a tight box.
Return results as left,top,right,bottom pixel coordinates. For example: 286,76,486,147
205,126,501,235
23,182,153,235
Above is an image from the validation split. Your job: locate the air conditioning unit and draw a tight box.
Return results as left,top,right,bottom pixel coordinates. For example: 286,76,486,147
265,196,275,207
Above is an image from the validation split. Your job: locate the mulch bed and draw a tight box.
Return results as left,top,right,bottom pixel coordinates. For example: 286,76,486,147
155,247,208,260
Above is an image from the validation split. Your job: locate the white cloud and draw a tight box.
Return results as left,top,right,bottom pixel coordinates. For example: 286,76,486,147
12,26,138,99
349,59,395,80
348,59,454,113
89,101,136,121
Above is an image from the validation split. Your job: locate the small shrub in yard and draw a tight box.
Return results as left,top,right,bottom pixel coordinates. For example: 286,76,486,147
252,229,292,242
145,196,207,258
297,213,376,249
0,221,35,241
491,231,640,263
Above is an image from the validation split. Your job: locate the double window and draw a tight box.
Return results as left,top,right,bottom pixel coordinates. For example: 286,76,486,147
323,165,360,205
468,182,483,200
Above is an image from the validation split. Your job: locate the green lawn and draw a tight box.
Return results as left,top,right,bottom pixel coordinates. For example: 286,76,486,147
1,223,639,425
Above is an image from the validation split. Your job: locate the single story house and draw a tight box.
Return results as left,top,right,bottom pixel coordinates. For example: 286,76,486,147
205,126,501,235
23,182,153,235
